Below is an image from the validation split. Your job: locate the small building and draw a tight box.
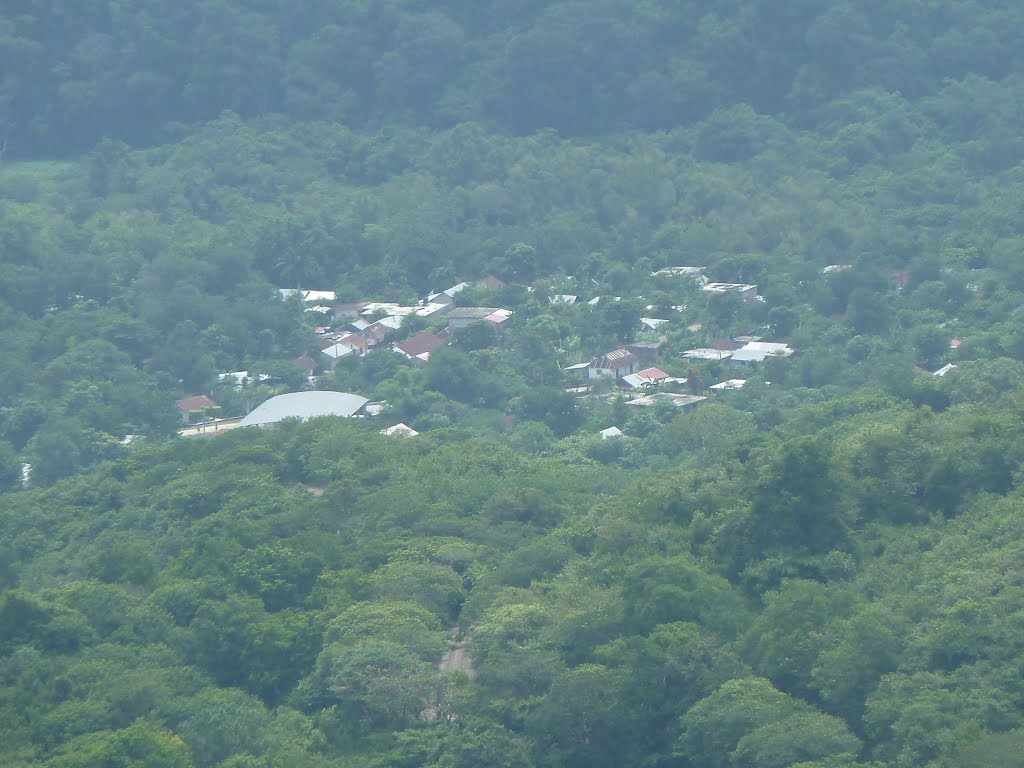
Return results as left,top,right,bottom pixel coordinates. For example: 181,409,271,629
590,348,640,379
684,348,734,361
599,426,623,439
701,283,759,300
381,423,419,437
729,341,794,364
709,379,747,391
551,294,578,305
821,264,853,274
446,307,509,329
293,356,318,376
619,367,683,389
652,266,705,278
395,332,445,363
626,340,666,362
933,363,957,377
176,395,217,423
479,275,508,290
640,317,670,331
322,343,355,367
332,302,370,321
427,282,470,305
627,393,707,412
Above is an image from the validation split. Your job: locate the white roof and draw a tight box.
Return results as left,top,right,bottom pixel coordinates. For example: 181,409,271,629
322,343,354,359
237,391,369,427
445,282,470,297
381,423,419,437
415,302,451,317
565,362,591,371
587,296,601,305
731,342,794,363
709,379,747,390
702,283,758,293
620,374,648,389
599,426,623,439
640,317,670,329
551,294,577,304
652,266,705,277
933,363,957,377
302,290,337,303
684,348,733,360
627,393,707,409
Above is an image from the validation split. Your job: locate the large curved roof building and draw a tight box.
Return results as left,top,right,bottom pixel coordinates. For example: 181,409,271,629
236,391,369,428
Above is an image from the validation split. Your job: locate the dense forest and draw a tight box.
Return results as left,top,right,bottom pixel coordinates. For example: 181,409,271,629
4,1,1024,766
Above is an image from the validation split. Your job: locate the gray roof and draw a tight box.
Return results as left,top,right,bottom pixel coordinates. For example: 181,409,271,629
237,391,369,427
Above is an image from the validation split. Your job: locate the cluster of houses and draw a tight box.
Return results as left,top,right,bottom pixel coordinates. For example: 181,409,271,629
281,277,514,373
180,265,803,436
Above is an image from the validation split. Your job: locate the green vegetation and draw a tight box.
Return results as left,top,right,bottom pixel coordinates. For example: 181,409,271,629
4,1,1024,766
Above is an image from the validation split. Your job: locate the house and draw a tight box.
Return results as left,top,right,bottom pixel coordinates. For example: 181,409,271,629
427,282,470,305
176,395,217,423
395,332,444,363
479,275,508,290
729,341,794,364
599,426,623,439
335,333,368,355
446,307,513,329
640,317,670,331
626,340,666,362
933,363,957,377
652,266,705,278
619,367,683,389
293,356,318,376
279,289,336,303
361,317,403,347
709,379,747,391
551,294,578,305
321,343,354,367
821,264,853,274
701,283,759,300
627,392,707,412
381,423,419,437
414,302,452,318
684,348,734,361
589,348,640,379
333,302,370,321
949,338,963,349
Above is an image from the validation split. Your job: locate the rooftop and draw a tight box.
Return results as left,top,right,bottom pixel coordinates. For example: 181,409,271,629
237,391,369,427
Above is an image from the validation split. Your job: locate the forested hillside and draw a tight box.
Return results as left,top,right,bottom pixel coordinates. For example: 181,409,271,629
4,1,1024,766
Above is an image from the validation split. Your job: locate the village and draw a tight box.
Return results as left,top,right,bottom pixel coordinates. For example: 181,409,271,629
173,265,808,440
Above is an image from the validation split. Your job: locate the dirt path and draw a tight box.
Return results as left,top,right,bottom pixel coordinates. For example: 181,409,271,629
439,629,477,680
438,627,477,679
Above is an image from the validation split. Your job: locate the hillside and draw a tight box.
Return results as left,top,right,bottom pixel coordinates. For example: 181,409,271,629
3,2,1024,767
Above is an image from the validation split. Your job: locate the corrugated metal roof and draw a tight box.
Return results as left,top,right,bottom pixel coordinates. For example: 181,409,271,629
237,391,369,427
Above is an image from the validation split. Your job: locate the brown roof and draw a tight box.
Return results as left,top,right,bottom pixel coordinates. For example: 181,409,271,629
396,332,444,359
293,356,317,372
594,349,639,369
176,395,216,413
636,367,670,380
480,275,508,290
335,333,367,350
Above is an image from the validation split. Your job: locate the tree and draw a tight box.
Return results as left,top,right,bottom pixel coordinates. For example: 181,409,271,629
527,664,638,768
731,711,861,768
675,677,806,768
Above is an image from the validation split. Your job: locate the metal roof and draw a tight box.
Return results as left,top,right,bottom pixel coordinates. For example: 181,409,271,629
237,391,369,427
